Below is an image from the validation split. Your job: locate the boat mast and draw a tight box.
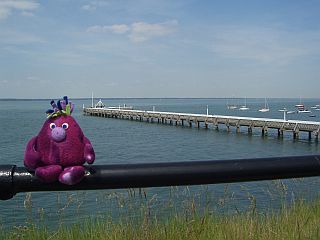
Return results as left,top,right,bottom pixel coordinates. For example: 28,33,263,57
91,92,94,108
265,97,268,109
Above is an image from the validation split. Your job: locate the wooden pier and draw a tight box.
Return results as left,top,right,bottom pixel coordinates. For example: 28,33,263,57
83,108,320,140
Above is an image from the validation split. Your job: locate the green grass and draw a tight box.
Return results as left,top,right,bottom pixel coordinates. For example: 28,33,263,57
2,197,320,240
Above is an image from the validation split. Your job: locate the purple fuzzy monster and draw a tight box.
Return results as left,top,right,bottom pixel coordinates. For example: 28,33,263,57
24,96,95,185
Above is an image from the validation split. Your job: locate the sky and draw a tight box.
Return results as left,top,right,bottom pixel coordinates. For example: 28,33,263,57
0,0,320,99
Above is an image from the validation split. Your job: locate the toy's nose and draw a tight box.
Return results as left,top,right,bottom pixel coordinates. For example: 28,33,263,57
51,127,66,142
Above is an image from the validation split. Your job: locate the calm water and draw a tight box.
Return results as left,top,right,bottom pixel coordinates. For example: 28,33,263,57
1,98,320,229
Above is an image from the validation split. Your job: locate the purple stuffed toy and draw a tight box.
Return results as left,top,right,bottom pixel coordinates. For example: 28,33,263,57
24,96,95,185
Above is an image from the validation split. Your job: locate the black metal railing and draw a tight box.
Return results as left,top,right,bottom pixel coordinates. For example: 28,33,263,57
1,155,320,200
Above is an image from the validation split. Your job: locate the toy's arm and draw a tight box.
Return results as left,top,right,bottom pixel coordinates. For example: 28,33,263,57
24,136,41,170
83,136,95,164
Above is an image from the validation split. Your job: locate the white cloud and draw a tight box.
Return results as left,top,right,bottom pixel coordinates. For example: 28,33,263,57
81,1,109,11
87,20,178,43
82,4,96,11
109,24,130,34
0,0,38,20
129,20,178,43
87,24,130,34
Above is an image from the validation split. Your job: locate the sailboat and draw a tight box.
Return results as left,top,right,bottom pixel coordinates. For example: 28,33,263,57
239,97,249,111
227,105,237,110
258,98,270,112
226,99,237,109
295,97,304,109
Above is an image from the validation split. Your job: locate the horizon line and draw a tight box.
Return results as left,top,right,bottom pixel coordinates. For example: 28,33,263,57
0,97,319,101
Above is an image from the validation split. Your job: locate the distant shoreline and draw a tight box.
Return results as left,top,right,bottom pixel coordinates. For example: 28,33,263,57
1,97,320,101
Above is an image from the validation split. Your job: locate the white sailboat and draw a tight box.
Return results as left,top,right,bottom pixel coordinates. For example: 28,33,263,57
295,97,304,108
239,97,249,111
227,100,237,109
258,98,269,112
228,105,237,110
287,110,296,114
298,109,311,114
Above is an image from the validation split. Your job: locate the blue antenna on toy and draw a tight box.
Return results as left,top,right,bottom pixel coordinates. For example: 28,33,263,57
63,96,68,105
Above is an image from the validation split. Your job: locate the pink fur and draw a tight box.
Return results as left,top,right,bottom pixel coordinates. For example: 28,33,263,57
24,115,95,185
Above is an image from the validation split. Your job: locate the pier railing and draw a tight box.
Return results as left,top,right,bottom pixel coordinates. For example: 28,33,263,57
1,155,320,200
83,108,320,139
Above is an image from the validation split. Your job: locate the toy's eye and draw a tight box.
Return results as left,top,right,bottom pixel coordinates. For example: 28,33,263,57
62,123,69,129
49,123,56,129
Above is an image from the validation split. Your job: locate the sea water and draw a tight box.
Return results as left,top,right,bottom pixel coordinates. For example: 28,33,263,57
0,98,320,229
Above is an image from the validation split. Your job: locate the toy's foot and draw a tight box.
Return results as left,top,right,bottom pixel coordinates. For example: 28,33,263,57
35,165,63,183
59,166,86,185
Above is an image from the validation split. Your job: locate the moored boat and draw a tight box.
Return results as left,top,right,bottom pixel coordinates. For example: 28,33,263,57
295,97,304,108
227,104,237,110
258,98,269,112
287,111,296,114
298,109,311,113
239,97,249,111
239,106,249,111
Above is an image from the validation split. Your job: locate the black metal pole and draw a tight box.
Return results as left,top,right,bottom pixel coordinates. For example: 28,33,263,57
1,155,320,200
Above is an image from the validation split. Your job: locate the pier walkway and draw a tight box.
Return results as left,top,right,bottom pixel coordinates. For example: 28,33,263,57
83,108,320,139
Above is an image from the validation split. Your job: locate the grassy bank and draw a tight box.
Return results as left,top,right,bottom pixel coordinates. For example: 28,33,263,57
2,197,320,240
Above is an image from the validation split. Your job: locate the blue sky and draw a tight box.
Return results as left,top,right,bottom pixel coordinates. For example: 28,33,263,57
1,0,320,98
